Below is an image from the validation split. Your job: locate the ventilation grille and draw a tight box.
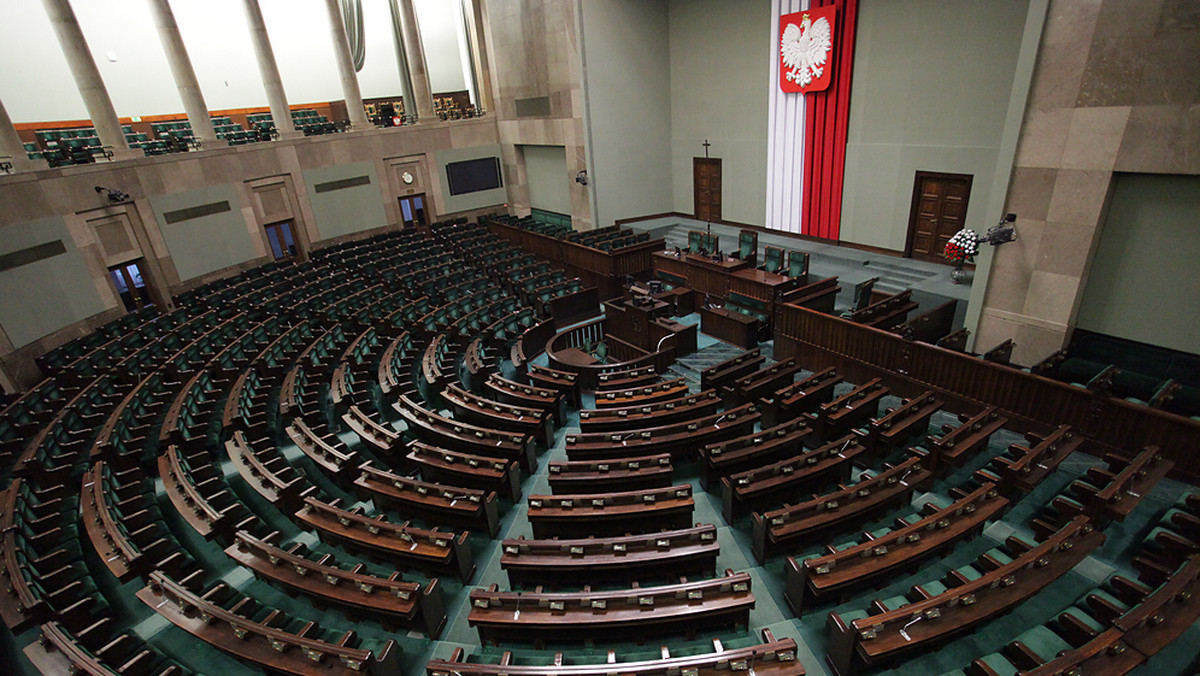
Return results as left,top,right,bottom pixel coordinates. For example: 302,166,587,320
163,201,232,224
0,240,67,273
515,96,552,118
314,175,371,193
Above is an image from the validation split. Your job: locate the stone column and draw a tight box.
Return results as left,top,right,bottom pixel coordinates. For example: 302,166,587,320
241,0,300,138
462,0,493,114
324,0,370,130
0,97,39,173
397,0,435,121
41,0,137,158
146,0,216,145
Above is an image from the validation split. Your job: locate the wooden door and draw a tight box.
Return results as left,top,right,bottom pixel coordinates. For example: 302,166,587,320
905,171,973,263
694,158,722,222
398,194,427,228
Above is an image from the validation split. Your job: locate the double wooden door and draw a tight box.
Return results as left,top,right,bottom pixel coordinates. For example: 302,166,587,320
906,171,973,263
694,158,722,222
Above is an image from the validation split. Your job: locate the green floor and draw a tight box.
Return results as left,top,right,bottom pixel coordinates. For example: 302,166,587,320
4,332,1199,676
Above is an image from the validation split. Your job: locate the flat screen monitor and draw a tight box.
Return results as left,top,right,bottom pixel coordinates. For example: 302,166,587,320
446,157,503,196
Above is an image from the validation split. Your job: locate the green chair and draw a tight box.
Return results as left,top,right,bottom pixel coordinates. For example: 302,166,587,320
735,230,757,263
787,250,809,278
759,246,784,274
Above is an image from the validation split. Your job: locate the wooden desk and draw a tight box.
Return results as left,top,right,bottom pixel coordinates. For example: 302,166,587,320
698,419,813,490
294,496,475,581
864,391,942,457
825,517,1103,676
566,403,760,461
579,390,722,432
761,367,840,428
700,306,761,349
810,379,888,443
926,406,1008,470
443,383,553,448
405,441,522,500
354,465,501,537
138,571,399,675
556,347,600,367
393,394,536,473
701,348,764,390
653,251,794,317
720,432,867,523
426,628,803,676
593,377,691,409
467,570,753,645
499,524,718,587
726,358,802,407
752,455,933,562
484,374,568,426
286,418,361,479
527,484,695,538
786,483,1007,614
225,530,446,637
548,454,674,493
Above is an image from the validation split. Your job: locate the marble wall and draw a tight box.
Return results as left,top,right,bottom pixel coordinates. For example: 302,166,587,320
482,0,592,229
0,119,501,389
975,0,1200,366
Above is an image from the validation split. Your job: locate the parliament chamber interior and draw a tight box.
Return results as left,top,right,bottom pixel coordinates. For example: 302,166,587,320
1,1,1199,676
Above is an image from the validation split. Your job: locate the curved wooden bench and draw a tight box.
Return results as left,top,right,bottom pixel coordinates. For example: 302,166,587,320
294,496,475,581
579,390,722,433
752,454,934,563
566,403,760,461
137,571,399,675
527,484,695,538
405,441,522,500
225,530,446,637
467,569,754,644
548,454,673,494
499,524,719,586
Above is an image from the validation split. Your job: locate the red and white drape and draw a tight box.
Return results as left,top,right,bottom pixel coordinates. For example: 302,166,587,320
766,0,859,240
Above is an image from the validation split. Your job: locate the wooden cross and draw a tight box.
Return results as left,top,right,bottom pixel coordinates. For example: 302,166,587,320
702,139,711,158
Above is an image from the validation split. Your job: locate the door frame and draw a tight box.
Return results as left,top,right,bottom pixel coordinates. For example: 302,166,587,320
693,157,722,223
903,170,974,259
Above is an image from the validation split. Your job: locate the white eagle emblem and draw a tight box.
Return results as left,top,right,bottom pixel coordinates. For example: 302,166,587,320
781,13,833,88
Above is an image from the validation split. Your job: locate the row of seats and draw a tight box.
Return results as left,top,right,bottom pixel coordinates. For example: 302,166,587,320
3,215,1198,676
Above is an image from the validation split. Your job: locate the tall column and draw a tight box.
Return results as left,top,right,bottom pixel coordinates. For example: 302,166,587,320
397,0,435,121
146,0,216,145
387,0,416,117
462,0,493,114
242,0,300,139
324,0,370,130
0,97,39,173
41,0,136,158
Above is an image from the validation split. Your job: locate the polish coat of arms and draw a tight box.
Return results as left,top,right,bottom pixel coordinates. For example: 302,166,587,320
779,6,835,93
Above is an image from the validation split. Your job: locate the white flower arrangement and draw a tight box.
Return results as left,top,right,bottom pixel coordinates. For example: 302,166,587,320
944,228,979,265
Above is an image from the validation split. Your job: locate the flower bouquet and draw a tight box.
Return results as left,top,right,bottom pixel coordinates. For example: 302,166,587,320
943,228,979,283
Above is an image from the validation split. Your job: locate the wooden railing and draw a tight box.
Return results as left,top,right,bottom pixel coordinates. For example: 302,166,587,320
486,219,663,298
774,303,1200,482
546,318,675,389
